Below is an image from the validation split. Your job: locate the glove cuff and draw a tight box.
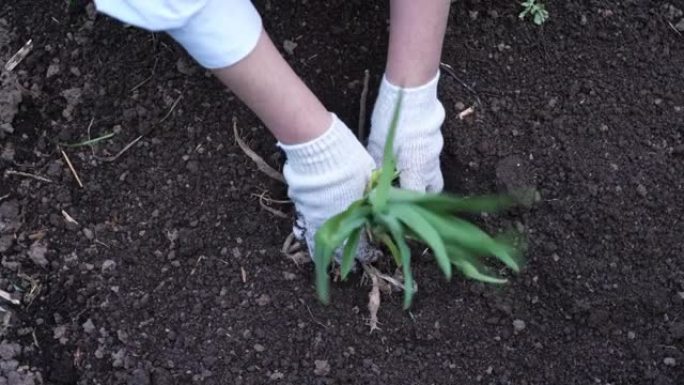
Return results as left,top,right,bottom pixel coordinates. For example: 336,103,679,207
278,114,366,175
373,71,441,125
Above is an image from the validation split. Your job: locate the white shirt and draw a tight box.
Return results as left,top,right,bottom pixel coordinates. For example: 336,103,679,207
94,0,262,68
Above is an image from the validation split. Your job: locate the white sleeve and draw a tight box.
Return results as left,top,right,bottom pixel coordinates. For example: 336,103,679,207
94,0,263,69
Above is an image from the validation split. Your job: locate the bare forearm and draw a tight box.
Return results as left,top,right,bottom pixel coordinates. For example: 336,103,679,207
386,0,451,87
212,30,331,145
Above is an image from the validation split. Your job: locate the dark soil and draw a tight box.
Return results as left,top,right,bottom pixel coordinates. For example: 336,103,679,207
1,0,683,384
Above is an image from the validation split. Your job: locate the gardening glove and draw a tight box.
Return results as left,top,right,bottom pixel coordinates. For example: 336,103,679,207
367,72,445,193
279,114,378,263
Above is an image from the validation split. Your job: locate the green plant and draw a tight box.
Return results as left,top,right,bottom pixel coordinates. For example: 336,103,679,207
314,94,524,309
519,0,549,25
61,132,116,148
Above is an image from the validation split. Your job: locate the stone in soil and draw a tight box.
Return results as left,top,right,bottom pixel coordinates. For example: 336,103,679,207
0,71,22,127
27,241,48,267
314,360,330,376
0,342,21,360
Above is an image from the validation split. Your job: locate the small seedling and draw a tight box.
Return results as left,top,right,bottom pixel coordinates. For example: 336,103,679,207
519,0,549,25
61,132,116,148
314,93,524,309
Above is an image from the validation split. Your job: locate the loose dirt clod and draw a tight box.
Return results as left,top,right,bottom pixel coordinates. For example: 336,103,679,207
28,241,48,267
513,319,526,332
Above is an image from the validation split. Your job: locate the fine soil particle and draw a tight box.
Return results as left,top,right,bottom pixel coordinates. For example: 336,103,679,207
1,1,683,385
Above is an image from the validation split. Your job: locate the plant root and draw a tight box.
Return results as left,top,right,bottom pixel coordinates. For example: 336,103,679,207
281,233,310,266
367,273,381,333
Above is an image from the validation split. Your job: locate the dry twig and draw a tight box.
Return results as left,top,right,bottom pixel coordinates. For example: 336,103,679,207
4,39,33,72
233,117,285,183
60,149,84,188
255,191,288,218
281,233,310,266
159,94,183,123
250,192,290,204
363,264,416,294
458,106,475,120
100,135,143,162
299,298,328,329
61,210,79,225
4,170,53,183
17,273,40,308
101,93,181,162
0,289,20,306
358,69,370,140
439,62,483,107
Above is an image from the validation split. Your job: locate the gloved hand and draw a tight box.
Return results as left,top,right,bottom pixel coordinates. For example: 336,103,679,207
367,72,445,193
279,114,378,263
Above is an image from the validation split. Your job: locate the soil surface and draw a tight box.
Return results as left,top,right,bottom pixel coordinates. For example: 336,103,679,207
1,0,684,384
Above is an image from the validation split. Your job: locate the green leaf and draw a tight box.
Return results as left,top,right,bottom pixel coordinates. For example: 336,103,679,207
416,208,520,272
458,259,508,284
61,132,116,148
446,244,507,284
340,227,362,280
314,200,371,304
396,233,414,309
389,203,451,280
377,214,414,309
386,187,514,213
379,232,402,267
533,12,543,25
371,92,403,213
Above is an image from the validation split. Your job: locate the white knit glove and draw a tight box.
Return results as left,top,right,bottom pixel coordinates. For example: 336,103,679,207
279,114,378,263
367,72,445,193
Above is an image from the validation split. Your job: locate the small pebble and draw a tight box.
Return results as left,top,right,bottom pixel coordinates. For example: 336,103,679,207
513,319,526,332
283,39,298,55
256,294,271,306
254,344,265,352
283,272,297,280
314,360,330,376
83,228,94,240
82,319,96,334
636,184,647,197
102,259,116,274
663,357,676,367
627,331,635,340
